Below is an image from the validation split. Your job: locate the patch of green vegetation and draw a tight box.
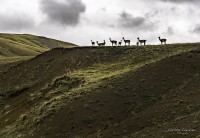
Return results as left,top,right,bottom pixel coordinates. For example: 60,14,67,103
0,83,33,107
0,33,77,64
0,37,48,57
0,83,32,96
52,75,85,89
0,56,33,65
0,75,85,137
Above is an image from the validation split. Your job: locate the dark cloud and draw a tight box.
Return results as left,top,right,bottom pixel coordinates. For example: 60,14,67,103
0,14,34,31
119,11,155,30
40,0,86,26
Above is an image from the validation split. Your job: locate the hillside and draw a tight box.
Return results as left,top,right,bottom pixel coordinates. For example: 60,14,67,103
0,43,199,138
0,33,77,64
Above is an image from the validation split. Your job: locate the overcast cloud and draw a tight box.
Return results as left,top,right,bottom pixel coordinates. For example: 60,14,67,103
160,0,200,3
40,0,86,26
0,0,200,45
119,11,155,31
0,13,35,31
193,24,200,34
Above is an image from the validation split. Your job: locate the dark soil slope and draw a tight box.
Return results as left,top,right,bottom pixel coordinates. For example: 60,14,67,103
0,44,199,138
31,50,200,138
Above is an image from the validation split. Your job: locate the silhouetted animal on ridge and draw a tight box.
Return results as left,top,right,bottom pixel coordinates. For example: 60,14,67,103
118,40,122,46
158,36,167,44
137,37,147,46
97,40,106,46
109,38,117,46
122,37,130,46
91,40,95,46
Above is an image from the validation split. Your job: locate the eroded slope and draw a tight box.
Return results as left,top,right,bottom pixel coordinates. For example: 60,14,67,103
0,44,199,138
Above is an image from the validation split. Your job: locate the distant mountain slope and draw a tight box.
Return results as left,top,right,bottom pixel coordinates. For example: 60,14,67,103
0,33,77,58
0,43,199,138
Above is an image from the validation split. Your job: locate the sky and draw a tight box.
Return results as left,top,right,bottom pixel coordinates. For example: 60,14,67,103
0,0,200,45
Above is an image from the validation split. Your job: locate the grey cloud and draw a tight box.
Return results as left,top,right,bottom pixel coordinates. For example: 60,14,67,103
167,27,174,35
119,11,155,30
193,24,200,33
101,7,107,12
40,0,86,26
160,0,199,3
0,14,34,31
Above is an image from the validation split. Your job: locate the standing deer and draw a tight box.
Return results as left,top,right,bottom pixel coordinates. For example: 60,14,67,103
137,37,147,46
109,38,117,46
158,37,167,44
91,40,95,46
118,40,122,46
122,37,130,46
97,40,106,46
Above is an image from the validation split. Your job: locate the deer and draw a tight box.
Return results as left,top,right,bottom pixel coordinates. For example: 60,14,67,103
96,40,106,46
137,37,147,46
91,40,95,46
122,37,130,46
158,36,167,44
109,38,117,46
118,40,122,46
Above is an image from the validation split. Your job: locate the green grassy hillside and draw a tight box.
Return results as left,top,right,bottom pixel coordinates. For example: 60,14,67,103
0,33,77,64
0,43,199,138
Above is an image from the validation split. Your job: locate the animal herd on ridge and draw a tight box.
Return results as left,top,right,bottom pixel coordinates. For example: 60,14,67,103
91,36,167,46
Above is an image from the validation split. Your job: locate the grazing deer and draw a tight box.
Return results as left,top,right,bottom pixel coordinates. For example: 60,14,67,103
158,36,167,44
137,37,147,46
136,42,139,46
118,40,122,46
97,40,106,46
109,38,117,46
122,37,130,46
91,40,95,46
